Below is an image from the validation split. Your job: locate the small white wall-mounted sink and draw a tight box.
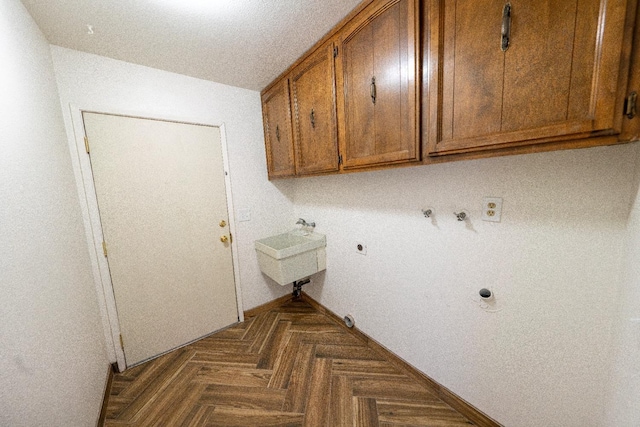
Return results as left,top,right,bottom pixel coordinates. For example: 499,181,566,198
255,231,326,286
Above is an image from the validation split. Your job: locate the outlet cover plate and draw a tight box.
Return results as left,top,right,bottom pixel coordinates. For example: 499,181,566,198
481,197,503,222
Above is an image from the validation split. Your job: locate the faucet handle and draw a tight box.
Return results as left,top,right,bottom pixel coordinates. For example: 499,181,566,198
454,211,469,221
295,218,316,229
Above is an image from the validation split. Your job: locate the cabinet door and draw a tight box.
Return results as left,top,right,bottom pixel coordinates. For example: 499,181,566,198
426,0,632,155
336,0,420,169
261,79,296,178
290,43,340,175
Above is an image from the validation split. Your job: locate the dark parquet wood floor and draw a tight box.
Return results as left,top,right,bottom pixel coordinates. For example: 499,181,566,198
103,298,474,426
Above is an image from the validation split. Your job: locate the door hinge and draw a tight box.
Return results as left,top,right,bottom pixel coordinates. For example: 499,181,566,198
333,46,339,58
119,334,124,350
102,241,108,257
84,136,90,154
229,232,233,243
625,91,637,119
338,154,343,165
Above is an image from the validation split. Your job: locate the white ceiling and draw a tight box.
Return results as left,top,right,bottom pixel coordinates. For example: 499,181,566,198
21,0,362,91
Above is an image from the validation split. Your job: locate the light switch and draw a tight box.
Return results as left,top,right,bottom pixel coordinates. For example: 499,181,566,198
237,208,251,222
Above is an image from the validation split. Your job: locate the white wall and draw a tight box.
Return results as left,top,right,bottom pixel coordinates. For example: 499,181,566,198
46,44,639,425
0,1,108,425
605,142,640,426
294,144,638,426
50,46,295,320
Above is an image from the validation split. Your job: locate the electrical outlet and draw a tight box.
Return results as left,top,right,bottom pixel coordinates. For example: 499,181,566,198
481,197,503,222
355,243,367,255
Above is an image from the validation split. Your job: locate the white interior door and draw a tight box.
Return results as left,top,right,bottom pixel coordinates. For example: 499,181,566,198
83,112,238,366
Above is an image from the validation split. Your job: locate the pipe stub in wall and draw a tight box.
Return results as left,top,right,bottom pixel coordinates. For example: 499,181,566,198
343,314,355,328
479,288,493,300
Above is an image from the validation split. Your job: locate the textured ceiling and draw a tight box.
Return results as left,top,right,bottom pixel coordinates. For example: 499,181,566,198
21,0,362,91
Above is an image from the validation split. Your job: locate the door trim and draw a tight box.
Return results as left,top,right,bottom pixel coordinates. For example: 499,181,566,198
65,104,244,371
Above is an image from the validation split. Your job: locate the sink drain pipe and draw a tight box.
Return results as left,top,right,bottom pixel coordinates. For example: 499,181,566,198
292,278,310,298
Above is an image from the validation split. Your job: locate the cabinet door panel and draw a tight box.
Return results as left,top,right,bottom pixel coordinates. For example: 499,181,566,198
589,0,629,130
291,44,339,175
261,79,295,178
338,0,419,169
502,1,578,132
567,0,600,121
374,0,406,156
428,0,632,155
449,0,505,140
344,23,376,161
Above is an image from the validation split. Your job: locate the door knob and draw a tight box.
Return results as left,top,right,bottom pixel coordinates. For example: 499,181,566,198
220,235,229,243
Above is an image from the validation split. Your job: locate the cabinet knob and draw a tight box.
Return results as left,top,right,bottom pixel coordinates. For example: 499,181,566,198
219,220,227,227
220,235,229,243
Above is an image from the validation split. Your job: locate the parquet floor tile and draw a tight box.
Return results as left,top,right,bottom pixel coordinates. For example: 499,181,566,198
103,298,474,426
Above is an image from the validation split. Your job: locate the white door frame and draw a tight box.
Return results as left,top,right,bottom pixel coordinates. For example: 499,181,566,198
66,104,244,371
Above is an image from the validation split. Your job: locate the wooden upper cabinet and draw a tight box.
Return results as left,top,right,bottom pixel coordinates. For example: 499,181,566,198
336,0,420,169
261,78,296,178
426,0,634,155
290,43,340,175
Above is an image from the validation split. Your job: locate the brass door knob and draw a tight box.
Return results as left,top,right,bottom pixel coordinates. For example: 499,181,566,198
219,220,227,227
220,235,229,243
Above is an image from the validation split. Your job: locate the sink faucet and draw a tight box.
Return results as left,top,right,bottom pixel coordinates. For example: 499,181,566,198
296,218,316,228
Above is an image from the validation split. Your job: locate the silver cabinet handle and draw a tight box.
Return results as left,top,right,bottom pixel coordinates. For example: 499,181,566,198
501,3,512,52
370,77,377,104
